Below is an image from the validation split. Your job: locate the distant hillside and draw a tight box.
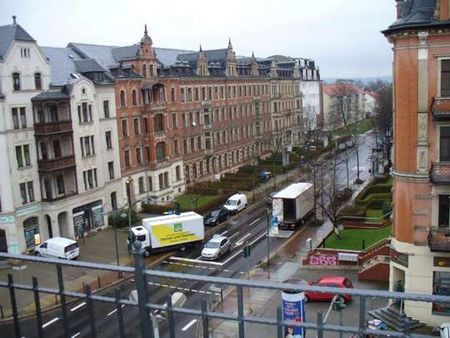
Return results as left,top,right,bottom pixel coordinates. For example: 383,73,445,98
323,76,392,84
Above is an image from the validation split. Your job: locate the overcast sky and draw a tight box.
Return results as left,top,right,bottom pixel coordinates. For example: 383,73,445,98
1,0,396,79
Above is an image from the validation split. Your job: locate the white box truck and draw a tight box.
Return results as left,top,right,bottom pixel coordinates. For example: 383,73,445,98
127,211,204,256
272,182,314,230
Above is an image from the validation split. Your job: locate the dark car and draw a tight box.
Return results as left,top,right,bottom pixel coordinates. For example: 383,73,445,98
258,171,273,182
204,207,231,226
305,276,353,303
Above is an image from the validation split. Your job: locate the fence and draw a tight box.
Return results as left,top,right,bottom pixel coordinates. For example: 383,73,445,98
0,249,448,338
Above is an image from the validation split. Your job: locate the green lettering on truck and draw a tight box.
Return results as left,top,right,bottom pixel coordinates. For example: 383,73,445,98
174,223,182,232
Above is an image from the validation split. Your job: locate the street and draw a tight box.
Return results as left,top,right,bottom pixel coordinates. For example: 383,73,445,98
0,131,382,338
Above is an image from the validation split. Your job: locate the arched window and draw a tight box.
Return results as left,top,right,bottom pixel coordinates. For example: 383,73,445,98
120,90,126,107
132,90,137,105
143,64,147,78
150,64,154,77
34,73,42,90
156,142,166,162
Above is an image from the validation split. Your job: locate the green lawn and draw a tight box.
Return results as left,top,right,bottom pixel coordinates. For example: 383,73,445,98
323,225,391,250
175,193,219,209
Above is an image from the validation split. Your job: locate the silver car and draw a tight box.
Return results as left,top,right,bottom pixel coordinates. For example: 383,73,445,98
201,235,231,260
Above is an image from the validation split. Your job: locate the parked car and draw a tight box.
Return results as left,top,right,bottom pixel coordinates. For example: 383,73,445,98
34,237,79,260
204,207,231,226
258,171,273,182
201,235,231,260
223,193,247,214
266,191,278,208
305,276,353,303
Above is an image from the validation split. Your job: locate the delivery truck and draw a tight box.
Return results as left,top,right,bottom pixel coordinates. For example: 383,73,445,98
272,182,314,230
127,211,204,256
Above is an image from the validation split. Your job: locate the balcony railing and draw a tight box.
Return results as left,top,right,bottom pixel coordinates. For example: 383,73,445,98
428,227,450,252
34,120,73,135
0,251,448,338
429,162,450,184
41,191,77,202
37,156,76,172
432,97,450,121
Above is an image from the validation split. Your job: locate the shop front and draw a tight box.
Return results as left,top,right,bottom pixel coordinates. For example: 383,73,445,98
72,200,104,237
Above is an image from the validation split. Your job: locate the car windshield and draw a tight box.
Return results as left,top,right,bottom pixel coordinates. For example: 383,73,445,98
205,241,220,249
209,209,220,217
226,200,237,206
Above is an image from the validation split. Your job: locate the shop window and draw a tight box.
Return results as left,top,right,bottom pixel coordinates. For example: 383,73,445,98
23,217,39,249
433,271,450,315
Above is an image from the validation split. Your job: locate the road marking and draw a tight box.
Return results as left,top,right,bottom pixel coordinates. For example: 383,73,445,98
219,230,228,235
228,231,240,240
71,333,81,338
182,319,198,331
169,256,224,266
235,233,251,247
70,302,86,312
107,304,125,317
248,218,260,226
147,281,216,296
162,260,230,272
249,231,267,246
42,317,59,328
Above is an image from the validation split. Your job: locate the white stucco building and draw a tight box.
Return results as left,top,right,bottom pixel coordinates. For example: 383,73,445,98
299,58,321,136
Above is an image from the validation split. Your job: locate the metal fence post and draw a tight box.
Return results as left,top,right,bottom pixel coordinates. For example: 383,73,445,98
86,285,97,338
237,285,245,338
277,305,283,338
317,311,323,338
167,293,176,338
201,298,209,338
8,274,21,338
359,296,366,338
56,264,70,338
115,288,126,338
133,242,154,338
32,276,44,338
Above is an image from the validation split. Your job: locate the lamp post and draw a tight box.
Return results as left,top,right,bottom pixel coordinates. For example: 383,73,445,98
106,202,127,278
266,208,271,279
126,178,132,231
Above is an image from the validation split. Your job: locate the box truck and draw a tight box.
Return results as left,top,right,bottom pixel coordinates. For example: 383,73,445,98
127,211,204,256
272,182,314,230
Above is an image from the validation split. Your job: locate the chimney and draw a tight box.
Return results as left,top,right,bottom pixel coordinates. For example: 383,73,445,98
395,0,404,19
12,15,16,25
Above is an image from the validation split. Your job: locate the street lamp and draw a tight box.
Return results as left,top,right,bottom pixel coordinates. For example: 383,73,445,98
106,202,127,278
126,178,132,231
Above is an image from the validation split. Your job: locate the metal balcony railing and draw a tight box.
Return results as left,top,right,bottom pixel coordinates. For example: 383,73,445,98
432,97,450,121
429,162,450,184
37,156,76,172
34,121,73,135
428,227,450,252
0,250,448,338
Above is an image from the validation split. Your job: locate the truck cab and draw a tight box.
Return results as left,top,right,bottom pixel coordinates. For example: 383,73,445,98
127,226,151,255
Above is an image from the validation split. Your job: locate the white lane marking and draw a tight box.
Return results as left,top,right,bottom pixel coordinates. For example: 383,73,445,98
42,317,59,328
162,260,230,272
248,218,260,226
169,256,224,266
219,230,228,235
249,231,267,246
228,231,240,240
182,319,198,331
71,333,81,338
107,304,125,317
70,302,86,312
235,233,251,247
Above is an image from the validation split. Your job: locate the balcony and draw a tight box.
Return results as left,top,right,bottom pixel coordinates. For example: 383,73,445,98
144,102,166,113
428,227,450,252
38,156,76,172
34,120,73,136
204,148,214,157
432,97,450,121
41,191,77,202
430,162,450,184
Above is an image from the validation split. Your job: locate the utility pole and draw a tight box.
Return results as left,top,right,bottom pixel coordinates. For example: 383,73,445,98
266,208,271,279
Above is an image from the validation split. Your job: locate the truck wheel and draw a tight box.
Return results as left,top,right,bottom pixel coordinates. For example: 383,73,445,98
143,250,150,258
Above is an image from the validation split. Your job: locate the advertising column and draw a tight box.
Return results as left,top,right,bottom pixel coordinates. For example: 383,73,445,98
282,289,305,338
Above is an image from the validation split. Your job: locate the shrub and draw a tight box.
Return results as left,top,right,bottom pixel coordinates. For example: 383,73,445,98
339,205,367,218
141,203,175,215
108,209,140,228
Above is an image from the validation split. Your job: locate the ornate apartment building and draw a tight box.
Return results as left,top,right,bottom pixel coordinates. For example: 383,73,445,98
384,0,450,326
0,20,321,253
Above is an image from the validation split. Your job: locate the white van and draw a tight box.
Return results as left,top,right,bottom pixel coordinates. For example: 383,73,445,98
223,193,247,214
35,237,79,260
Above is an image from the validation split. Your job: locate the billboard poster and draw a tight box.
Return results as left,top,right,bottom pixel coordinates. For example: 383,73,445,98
282,290,305,338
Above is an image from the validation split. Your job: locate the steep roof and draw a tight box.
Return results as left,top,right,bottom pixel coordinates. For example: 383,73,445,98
0,23,35,59
383,0,439,34
68,42,119,68
178,48,228,62
42,46,83,85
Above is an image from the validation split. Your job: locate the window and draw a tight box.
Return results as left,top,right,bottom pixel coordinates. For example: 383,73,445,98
56,174,65,194
182,113,187,127
136,147,142,164
145,146,150,162
147,177,153,191
173,139,179,155
439,195,450,227
442,60,450,97
154,114,164,132
201,87,206,101
80,136,95,157
176,165,181,181
171,88,175,102
143,117,148,133
194,88,199,101
143,64,147,78
183,139,188,154
120,90,126,107
78,103,93,123
159,174,164,190
440,127,450,161
16,145,30,168
33,72,42,90
19,181,34,205
105,131,112,149
133,118,140,135
122,119,128,137
433,271,450,315
20,48,30,58
180,88,185,102
172,113,177,129
108,161,115,180
103,100,110,118
83,169,98,190
138,177,145,194
12,73,20,91
156,142,166,161
132,90,137,105
124,150,131,167
164,172,169,188
11,107,27,129
150,64,154,77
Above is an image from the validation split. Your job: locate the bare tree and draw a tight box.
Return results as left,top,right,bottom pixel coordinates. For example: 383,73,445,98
374,84,393,168
331,81,360,128
350,126,363,184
